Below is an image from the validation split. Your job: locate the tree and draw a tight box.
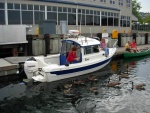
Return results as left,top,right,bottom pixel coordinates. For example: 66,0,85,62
132,0,143,23
143,15,150,23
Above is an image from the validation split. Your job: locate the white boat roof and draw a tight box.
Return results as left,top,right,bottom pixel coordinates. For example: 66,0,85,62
65,36,100,47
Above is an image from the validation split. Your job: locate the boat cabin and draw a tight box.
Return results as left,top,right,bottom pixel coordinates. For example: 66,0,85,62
60,36,101,65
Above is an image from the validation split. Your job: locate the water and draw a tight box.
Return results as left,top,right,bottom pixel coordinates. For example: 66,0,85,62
0,56,150,113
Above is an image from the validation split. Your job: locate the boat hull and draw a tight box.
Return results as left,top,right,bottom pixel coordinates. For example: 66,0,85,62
36,57,112,82
124,49,150,58
25,48,116,82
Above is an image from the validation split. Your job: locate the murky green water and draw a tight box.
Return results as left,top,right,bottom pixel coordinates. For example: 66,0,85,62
0,56,150,113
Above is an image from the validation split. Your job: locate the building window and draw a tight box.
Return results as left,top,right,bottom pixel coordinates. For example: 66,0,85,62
58,7,67,25
28,4,33,10
34,5,39,11
120,15,130,27
14,4,20,10
86,10,93,25
21,4,27,10
100,0,106,3
127,16,130,27
21,4,33,24
47,6,51,11
0,3,5,24
68,8,76,25
0,3,4,9
114,13,119,26
8,3,13,9
94,11,100,26
110,0,115,4
47,12,57,22
101,11,107,26
34,11,45,24
108,12,113,26
63,7,67,12
0,10,5,24
101,11,119,26
22,11,33,24
40,5,45,11
8,10,21,24
78,9,86,25
47,6,57,24
126,0,131,7
118,0,123,6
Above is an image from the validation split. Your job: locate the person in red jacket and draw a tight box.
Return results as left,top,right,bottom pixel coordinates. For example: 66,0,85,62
131,39,140,52
66,46,80,63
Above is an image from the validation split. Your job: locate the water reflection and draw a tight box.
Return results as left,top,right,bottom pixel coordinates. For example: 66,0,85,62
0,56,150,113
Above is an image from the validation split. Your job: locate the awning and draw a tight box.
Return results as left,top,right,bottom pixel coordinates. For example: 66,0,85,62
132,14,138,22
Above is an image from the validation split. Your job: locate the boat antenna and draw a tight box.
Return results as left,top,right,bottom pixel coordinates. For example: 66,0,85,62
90,28,92,38
79,10,82,36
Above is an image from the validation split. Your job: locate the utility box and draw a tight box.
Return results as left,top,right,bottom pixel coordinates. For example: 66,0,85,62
60,20,67,34
39,20,56,34
121,37,126,47
0,25,27,44
136,37,141,45
148,33,150,44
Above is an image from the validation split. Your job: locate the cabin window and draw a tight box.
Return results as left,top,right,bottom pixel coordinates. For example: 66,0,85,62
92,45,99,53
61,42,72,54
84,45,99,55
84,46,91,55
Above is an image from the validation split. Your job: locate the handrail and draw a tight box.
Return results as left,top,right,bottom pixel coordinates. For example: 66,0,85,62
110,40,118,54
146,48,150,52
113,40,118,49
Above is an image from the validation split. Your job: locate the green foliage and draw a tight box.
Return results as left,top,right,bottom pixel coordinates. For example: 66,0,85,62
143,15,150,23
132,0,143,23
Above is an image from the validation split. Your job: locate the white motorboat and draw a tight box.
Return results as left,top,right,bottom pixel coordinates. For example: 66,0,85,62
24,30,117,82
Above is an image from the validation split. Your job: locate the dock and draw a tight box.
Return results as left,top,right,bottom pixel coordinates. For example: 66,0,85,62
0,44,150,77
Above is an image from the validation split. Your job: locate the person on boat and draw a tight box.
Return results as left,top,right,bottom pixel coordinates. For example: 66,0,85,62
131,39,140,53
66,46,80,63
100,38,109,57
125,41,133,53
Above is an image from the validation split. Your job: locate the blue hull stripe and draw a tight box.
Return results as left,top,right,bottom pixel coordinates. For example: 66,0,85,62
50,57,111,75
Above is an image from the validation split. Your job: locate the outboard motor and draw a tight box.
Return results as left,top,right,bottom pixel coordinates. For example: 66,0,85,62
24,57,38,79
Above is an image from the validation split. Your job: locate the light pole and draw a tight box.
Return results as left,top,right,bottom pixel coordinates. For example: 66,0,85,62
136,22,139,31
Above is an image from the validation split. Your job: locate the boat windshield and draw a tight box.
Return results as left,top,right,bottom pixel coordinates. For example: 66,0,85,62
60,40,81,65
61,41,80,54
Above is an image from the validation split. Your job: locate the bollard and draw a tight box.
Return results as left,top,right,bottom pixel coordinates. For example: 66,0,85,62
145,33,148,44
97,33,102,41
18,62,26,79
132,33,137,42
118,33,122,47
26,35,33,56
44,34,50,56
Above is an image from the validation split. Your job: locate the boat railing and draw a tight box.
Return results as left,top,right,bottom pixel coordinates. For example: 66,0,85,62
146,48,150,52
110,40,118,54
112,40,118,49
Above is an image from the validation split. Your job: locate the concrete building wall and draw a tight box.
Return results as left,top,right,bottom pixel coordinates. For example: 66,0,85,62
0,0,132,34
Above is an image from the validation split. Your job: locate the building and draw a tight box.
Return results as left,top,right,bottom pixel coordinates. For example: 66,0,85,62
0,0,132,35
